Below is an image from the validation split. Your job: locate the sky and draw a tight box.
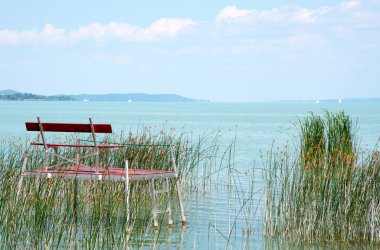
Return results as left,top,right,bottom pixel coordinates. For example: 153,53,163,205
0,0,379,102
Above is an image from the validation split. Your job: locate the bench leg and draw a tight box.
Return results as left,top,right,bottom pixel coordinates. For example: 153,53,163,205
75,153,80,171
95,149,99,173
175,177,187,225
125,160,131,233
17,156,28,199
165,178,173,227
169,144,187,225
53,146,58,165
44,149,49,170
151,179,159,229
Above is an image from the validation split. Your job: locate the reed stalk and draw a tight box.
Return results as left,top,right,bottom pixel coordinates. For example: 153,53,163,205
265,111,380,244
0,127,228,248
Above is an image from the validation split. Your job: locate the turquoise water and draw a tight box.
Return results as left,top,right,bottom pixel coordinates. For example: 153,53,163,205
1,101,379,165
1,101,379,248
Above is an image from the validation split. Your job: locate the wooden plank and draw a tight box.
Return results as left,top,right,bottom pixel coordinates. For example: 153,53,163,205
25,122,112,133
24,167,177,181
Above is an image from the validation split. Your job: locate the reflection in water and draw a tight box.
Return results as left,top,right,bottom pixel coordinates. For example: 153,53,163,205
136,169,265,249
142,225,187,249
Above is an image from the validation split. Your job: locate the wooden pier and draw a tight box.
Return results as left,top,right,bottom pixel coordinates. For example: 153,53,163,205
18,117,186,229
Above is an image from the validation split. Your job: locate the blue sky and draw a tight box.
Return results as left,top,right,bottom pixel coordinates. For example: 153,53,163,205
0,0,379,101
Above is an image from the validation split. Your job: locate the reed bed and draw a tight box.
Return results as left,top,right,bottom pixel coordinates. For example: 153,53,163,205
0,128,228,248
264,111,380,244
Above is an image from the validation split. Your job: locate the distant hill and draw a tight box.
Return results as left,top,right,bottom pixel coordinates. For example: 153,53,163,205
71,93,197,102
0,90,205,102
0,89,20,95
0,91,73,101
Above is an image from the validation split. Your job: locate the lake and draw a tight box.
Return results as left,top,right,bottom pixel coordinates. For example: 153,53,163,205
0,101,379,248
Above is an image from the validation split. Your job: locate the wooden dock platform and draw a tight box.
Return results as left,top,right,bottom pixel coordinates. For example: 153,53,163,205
24,166,177,181
18,117,187,228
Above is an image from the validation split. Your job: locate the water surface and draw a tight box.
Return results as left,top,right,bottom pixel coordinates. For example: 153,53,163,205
1,101,379,248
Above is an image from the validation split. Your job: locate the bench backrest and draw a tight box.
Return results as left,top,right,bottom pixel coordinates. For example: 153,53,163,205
25,122,112,133
25,117,112,149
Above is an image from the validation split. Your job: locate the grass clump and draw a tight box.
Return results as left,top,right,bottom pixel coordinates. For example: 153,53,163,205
0,128,224,248
265,111,380,244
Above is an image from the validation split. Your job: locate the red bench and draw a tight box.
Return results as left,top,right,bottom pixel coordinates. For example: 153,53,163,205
25,117,124,173
18,117,186,228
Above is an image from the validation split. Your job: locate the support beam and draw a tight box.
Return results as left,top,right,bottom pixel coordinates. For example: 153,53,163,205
125,160,131,233
151,179,159,229
170,145,187,225
17,156,28,200
166,178,173,227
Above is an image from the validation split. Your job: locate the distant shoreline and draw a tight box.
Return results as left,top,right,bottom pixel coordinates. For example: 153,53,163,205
1,89,379,103
279,98,380,103
0,89,208,102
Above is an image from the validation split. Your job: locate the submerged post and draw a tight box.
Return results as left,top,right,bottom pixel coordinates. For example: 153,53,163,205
37,117,48,170
17,156,28,200
166,177,173,227
151,179,159,229
75,139,80,171
89,118,99,173
170,144,186,225
125,160,130,232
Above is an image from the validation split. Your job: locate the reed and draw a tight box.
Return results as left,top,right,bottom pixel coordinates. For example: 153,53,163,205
0,127,226,248
265,111,380,244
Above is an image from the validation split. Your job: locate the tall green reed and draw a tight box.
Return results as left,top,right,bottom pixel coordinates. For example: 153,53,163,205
0,124,266,248
265,111,380,244
0,127,237,248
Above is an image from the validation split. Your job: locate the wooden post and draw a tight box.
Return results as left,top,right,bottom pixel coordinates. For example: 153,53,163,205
151,179,159,229
166,177,173,227
16,156,28,200
75,139,80,172
53,146,58,165
125,160,130,232
37,117,49,170
73,177,78,225
170,145,186,225
89,118,99,173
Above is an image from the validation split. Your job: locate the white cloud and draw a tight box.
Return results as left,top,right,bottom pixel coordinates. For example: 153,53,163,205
216,6,250,22
0,29,37,45
0,18,197,45
69,18,196,43
41,24,67,44
143,18,196,40
68,23,137,42
216,5,335,24
215,1,366,24
216,6,285,23
294,9,317,23
211,0,379,55
339,0,361,10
